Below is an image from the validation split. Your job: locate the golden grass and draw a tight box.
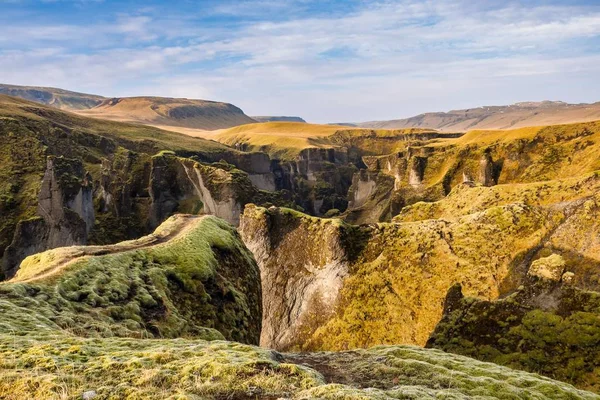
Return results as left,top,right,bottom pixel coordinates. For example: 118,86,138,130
210,122,350,159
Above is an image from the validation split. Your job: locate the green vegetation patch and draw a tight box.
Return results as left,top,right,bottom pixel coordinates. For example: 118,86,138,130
2,215,262,344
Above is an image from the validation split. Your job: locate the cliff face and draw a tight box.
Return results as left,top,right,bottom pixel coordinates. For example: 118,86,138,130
2,156,94,278
148,153,252,227
240,205,354,349
239,202,555,351
427,266,600,392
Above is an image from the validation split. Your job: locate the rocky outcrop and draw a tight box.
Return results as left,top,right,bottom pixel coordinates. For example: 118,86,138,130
240,202,555,351
240,205,356,349
2,156,94,278
344,170,398,224
427,272,600,391
528,254,566,281
347,170,377,209
149,153,253,227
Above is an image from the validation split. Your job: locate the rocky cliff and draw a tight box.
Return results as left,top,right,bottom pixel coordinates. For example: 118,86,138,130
240,174,600,354
240,205,355,349
240,201,557,351
427,257,600,392
2,156,94,278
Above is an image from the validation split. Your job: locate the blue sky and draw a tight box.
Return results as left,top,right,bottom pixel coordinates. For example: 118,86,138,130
1,0,599,122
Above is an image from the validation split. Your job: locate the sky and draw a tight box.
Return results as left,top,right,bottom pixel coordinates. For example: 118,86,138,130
0,0,599,123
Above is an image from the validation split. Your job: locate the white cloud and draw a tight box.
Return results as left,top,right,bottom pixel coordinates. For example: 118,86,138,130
0,0,599,121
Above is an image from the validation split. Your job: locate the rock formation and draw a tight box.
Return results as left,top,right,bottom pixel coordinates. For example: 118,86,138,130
2,156,94,278
427,270,600,391
240,205,352,349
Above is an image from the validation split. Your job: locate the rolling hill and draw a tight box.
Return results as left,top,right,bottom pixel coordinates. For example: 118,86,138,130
0,83,105,110
77,96,257,130
359,101,600,131
0,84,257,131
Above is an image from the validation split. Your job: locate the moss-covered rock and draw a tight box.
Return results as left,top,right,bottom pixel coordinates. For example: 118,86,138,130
427,277,600,392
240,202,555,351
1,336,596,399
1,214,262,344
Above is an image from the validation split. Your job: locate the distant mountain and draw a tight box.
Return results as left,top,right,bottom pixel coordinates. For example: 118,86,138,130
327,122,358,127
358,101,600,131
0,83,105,110
0,84,257,130
77,97,256,131
252,116,306,123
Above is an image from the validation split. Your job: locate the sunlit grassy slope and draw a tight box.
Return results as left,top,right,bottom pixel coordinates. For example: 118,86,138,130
76,96,256,130
0,94,232,154
209,121,441,159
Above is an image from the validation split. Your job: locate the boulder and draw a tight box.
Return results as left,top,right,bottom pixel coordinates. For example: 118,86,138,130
528,254,566,282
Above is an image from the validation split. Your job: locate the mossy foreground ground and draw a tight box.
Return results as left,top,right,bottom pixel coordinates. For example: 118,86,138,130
0,218,597,399
1,335,598,399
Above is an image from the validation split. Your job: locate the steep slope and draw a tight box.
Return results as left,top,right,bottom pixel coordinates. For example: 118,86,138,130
77,96,257,130
2,214,262,342
428,268,600,392
0,83,105,110
359,101,600,131
240,181,600,345
240,202,555,350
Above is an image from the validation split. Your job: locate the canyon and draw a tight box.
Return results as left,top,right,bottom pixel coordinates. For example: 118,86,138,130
1,87,600,398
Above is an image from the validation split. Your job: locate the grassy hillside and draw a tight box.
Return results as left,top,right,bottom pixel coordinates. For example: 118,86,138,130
0,83,105,110
2,215,262,343
1,338,595,399
360,101,600,131
209,122,347,159
0,95,234,154
77,96,256,130
210,121,441,160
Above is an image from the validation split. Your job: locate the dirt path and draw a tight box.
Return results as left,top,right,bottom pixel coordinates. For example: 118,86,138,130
11,214,205,284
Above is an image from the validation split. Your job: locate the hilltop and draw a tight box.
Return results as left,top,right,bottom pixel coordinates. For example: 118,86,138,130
77,96,257,130
252,116,307,123
0,84,257,131
360,101,600,131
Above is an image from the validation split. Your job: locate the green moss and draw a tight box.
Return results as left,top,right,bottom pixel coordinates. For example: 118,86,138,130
429,283,600,392
4,215,261,344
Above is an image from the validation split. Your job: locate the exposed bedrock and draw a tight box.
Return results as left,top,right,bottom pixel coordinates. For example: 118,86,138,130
239,204,355,350
3,156,94,278
149,153,249,227
240,201,570,352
